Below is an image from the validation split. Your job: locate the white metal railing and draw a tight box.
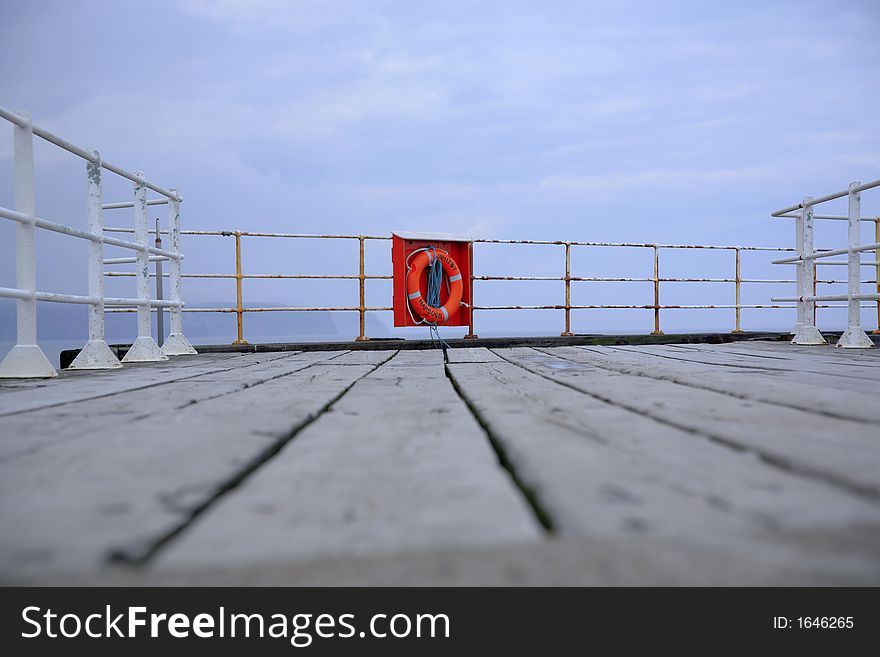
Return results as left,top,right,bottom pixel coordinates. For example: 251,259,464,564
0,107,195,378
771,179,880,348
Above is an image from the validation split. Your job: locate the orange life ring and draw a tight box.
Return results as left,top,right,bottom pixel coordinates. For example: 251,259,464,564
406,249,463,323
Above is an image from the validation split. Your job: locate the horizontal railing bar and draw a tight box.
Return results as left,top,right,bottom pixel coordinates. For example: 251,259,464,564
0,206,180,259
475,276,566,281
0,106,180,201
472,304,803,310
807,260,879,266
773,242,880,264
772,293,880,302
105,228,393,240
103,271,873,284
103,255,170,265
104,298,181,308
175,306,394,313
772,179,880,216
775,212,879,221
99,271,857,283
0,286,180,308
102,272,391,280
241,274,393,280
102,199,169,210
36,292,98,305
100,273,871,284
474,238,795,252
0,287,99,304
0,287,30,301
577,277,652,282
105,303,876,314
105,227,170,235
102,228,799,253
662,278,733,283
654,244,786,251
195,231,389,240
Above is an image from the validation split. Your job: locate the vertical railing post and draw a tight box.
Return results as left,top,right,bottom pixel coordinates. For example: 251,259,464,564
837,182,873,348
651,245,663,335
463,241,478,339
874,217,880,335
355,236,369,341
161,190,196,355
122,171,167,362
231,231,248,345
792,208,805,336
561,242,573,336
0,111,56,378
812,262,817,328
792,197,825,344
155,219,165,347
69,149,120,369
732,247,743,333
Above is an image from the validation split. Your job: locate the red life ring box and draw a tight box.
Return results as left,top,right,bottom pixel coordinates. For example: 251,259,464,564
391,231,473,327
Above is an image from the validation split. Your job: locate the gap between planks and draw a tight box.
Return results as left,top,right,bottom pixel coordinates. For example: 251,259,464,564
152,349,543,570
111,350,401,565
0,351,392,577
490,347,880,500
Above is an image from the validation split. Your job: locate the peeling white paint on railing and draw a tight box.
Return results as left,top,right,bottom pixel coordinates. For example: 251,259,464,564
0,107,195,378
772,179,880,348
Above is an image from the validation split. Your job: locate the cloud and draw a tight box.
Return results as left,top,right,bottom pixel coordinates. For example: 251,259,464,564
2,0,879,331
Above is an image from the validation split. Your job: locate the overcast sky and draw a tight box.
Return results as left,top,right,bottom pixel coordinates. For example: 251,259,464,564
1,0,879,343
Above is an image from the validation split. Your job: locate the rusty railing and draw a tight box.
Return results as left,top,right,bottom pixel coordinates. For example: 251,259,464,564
103,230,880,343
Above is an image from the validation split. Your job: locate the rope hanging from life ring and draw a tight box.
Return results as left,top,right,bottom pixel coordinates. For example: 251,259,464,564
405,247,463,324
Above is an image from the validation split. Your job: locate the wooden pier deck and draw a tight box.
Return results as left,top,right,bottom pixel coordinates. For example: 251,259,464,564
1,340,879,586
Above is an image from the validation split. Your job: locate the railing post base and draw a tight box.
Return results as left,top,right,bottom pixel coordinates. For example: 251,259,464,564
836,326,874,349
730,329,745,334
69,339,121,370
560,331,573,337
650,330,664,336
463,333,479,340
0,344,57,379
161,332,197,356
354,336,370,342
122,335,168,362
791,325,826,345
231,339,250,346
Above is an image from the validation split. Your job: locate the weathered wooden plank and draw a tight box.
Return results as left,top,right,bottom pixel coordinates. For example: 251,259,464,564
667,340,880,375
569,346,880,423
445,359,880,575
156,351,542,570
668,343,880,376
689,341,880,368
446,347,504,363
495,347,880,497
386,348,446,365
0,352,239,395
316,349,399,365
0,351,305,416
26,534,878,586
0,353,386,578
0,351,348,465
613,344,880,389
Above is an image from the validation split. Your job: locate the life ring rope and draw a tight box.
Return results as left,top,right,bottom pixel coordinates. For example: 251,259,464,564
405,246,464,326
